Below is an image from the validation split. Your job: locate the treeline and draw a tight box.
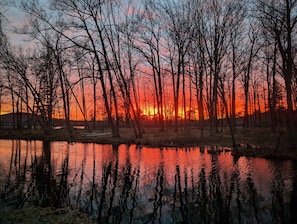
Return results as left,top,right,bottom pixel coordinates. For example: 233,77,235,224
0,0,296,144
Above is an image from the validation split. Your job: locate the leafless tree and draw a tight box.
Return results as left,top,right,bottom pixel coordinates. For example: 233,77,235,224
227,5,246,133
241,25,259,130
133,0,166,131
254,0,297,144
0,11,7,127
116,0,144,137
161,0,195,132
48,0,121,137
189,29,206,138
259,36,280,131
201,0,243,135
26,28,73,134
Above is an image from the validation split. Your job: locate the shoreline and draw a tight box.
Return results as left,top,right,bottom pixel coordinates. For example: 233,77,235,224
0,127,296,161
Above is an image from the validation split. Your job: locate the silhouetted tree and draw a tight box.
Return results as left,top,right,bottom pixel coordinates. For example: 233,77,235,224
227,5,246,132
201,0,240,135
22,0,121,137
241,25,259,130
255,0,297,145
159,0,195,132
134,0,166,131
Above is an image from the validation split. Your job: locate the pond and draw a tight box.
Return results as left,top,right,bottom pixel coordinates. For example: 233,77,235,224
0,139,296,223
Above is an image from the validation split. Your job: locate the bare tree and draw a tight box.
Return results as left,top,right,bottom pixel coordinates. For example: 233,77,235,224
133,0,166,131
18,0,144,137
1,44,57,133
227,6,246,133
255,0,297,145
241,25,259,131
48,0,121,137
116,0,144,137
74,51,100,130
0,11,6,128
259,36,280,131
26,27,73,134
161,0,195,132
190,30,206,138
201,0,242,135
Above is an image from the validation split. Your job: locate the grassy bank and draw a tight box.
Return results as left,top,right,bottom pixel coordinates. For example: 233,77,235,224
0,207,95,224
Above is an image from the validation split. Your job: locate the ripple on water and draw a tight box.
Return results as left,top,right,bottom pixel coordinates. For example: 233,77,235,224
0,140,297,223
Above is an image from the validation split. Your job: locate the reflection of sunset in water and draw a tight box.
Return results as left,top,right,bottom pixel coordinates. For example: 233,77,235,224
0,140,294,191
1,140,296,223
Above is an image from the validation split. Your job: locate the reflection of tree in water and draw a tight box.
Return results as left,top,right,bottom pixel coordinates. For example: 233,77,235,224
1,140,23,209
0,140,70,209
144,152,296,224
153,166,164,223
1,143,297,223
78,149,297,223
179,154,230,223
76,145,141,223
270,161,296,223
100,159,139,223
34,141,70,208
290,162,297,223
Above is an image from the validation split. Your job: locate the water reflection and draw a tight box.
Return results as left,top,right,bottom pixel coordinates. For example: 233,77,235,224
0,140,296,223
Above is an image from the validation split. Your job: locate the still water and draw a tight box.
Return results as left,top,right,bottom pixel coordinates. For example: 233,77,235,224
0,139,296,223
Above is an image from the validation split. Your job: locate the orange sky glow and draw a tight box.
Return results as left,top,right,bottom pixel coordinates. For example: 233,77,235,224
0,82,258,121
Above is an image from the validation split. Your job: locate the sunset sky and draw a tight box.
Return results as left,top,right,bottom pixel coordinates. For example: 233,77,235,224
0,0,288,123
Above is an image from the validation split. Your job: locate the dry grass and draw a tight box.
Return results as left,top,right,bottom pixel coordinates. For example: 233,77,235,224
0,207,95,224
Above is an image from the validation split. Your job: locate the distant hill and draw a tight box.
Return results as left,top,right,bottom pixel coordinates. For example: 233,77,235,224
0,113,103,129
0,113,34,124
0,113,64,129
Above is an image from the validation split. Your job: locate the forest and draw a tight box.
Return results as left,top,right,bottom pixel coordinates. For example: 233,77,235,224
0,0,297,148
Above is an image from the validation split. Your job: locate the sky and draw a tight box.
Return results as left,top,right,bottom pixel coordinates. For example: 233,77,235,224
0,0,266,120
2,2,28,46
